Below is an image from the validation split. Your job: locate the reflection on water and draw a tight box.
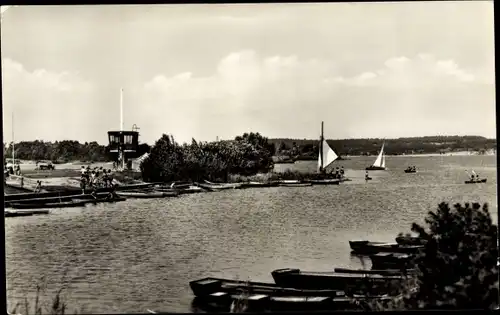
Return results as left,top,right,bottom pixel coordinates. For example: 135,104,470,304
6,156,497,313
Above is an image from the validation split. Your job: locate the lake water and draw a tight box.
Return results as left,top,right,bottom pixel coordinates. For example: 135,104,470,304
5,155,497,313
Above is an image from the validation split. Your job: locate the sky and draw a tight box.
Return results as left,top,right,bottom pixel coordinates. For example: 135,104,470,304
1,2,496,145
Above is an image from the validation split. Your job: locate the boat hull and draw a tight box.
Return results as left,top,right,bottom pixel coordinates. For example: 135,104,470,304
278,180,312,187
395,236,426,246
349,240,423,255
271,268,404,295
5,209,50,217
308,179,341,185
464,179,487,184
195,182,242,191
8,200,88,209
369,253,415,270
404,170,417,173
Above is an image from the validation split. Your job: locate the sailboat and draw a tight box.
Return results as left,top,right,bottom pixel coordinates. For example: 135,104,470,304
309,121,341,185
366,142,386,171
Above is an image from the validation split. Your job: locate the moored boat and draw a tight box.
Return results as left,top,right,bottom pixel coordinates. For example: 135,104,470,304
5,209,50,217
395,236,426,246
195,181,242,191
271,268,405,295
8,200,89,209
278,180,312,187
116,191,175,198
189,277,387,312
369,253,415,270
464,178,487,184
308,179,341,185
333,267,416,276
189,277,346,298
366,143,386,171
239,181,279,189
349,240,423,255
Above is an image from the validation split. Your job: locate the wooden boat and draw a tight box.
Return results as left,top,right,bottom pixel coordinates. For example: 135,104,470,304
271,268,405,295
278,180,312,187
365,176,372,181
366,142,386,170
308,179,340,185
464,178,487,184
315,121,342,184
8,200,89,209
333,267,416,276
195,181,242,191
404,169,417,173
395,236,426,246
189,277,346,298
189,277,367,312
5,209,50,217
73,196,127,204
370,253,415,270
239,181,279,189
116,191,175,198
349,240,423,255
4,182,158,202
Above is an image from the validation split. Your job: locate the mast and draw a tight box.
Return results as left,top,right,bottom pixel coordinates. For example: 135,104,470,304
11,111,15,164
120,88,125,169
320,121,324,173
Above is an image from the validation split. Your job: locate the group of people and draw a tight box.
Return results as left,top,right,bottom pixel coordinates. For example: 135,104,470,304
406,166,417,172
80,166,114,190
4,162,21,176
469,172,481,182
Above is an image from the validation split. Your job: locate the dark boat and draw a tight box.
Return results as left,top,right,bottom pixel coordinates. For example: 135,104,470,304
365,176,373,181
5,209,50,217
308,179,341,185
349,240,423,255
8,200,89,209
116,191,177,198
271,268,404,295
395,236,427,246
333,267,416,276
369,253,415,270
73,196,127,204
190,277,346,298
404,169,417,173
464,178,487,184
195,181,242,191
189,277,381,312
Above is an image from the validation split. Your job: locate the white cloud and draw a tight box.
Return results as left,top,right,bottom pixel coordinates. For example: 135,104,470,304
2,58,95,142
132,51,493,143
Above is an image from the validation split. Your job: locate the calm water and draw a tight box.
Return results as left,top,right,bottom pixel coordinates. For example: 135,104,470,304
5,156,497,313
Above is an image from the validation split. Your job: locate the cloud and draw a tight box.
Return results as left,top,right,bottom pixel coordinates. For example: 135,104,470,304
2,58,95,142
133,50,492,143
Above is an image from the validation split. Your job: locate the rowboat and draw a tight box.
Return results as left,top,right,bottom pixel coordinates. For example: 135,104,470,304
189,277,375,312
369,253,415,270
395,236,426,246
116,191,176,198
404,169,417,173
308,179,341,185
8,200,89,209
73,196,127,204
464,178,487,184
366,143,386,171
271,268,405,295
278,180,312,187
333,267,416,276
5,209,50,217
239,181,279,189
349,240,423,255
195,181,242,191
189,277,346,298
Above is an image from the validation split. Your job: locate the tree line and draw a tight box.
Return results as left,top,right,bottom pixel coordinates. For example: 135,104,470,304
270,135,496,157
3,140,151,163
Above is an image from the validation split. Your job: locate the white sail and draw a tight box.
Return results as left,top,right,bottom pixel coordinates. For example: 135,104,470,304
372,143,385,168
318,139,339,171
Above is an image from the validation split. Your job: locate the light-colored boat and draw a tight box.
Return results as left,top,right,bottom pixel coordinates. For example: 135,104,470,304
278,180,312,187
366,142,386,171
116,191,176,198
195,181,242,191
311,121,343,185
